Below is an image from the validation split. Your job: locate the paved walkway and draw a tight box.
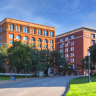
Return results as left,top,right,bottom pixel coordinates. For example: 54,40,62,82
0,76,81,96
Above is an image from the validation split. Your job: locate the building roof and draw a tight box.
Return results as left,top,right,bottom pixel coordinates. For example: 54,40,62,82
0,18,55,30
56,27,96,38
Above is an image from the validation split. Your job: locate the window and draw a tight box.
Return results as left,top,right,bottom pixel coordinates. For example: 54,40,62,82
70,47,74,51
11,24,14,30
16,26,18,31
44,39,47,43
0,36,2,40
49,32,51,37
9,24,11,30
91,40,95,45
50,40,53,44
24,27,25,32
24,36,28,40
60,49,63,53
44,45,47,49
0,27,2,33
24,42,28,45
16,35,21,39
30,28,32,34
0,42,2,46
19,26,21,32
70,58,74,63
65,48,68,53
37,29,39,35
26,27,28,33
39,30,42,35
52,32,54,37
46,31,48,36
70,53,74,57
43,31,45,36
65,37,68,41
60,39,63,42
37,44,41,48
60,44,63,48
31,37,35,41
91,34,95,38
9,34,13,38
65,54,68,58
33,28,35,34
65,43,68,47
61,55,63,58
9,41,13,45
50,46,53,49
70,35,74,39
70,41,74,46
37,38,41,42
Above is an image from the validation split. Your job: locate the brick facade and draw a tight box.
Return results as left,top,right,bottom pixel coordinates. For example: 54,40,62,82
55,27,96,73
0,18,55,73
0,18,55,50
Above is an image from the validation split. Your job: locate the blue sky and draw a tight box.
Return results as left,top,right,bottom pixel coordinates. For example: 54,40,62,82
0,0,96,35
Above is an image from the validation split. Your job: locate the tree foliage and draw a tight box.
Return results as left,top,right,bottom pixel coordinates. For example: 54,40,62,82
50,50,68,73
8,41,31,73
0,44,8,72
0,41,68,75
89,44,96,65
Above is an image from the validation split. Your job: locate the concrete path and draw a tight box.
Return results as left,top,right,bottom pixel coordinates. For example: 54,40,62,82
0,76,80,96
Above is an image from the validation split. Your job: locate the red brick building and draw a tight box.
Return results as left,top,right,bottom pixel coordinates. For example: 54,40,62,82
0,18,55,50
0,18,55,73
55,27,96,73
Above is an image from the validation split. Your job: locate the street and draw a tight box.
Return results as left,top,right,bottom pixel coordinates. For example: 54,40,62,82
0,76,77,96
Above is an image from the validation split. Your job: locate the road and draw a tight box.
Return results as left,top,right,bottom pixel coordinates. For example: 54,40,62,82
0,76,77,96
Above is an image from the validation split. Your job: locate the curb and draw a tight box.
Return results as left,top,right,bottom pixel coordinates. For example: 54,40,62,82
63,83,70,96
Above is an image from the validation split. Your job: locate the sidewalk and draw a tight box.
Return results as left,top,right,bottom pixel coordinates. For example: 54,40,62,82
0,75,83,85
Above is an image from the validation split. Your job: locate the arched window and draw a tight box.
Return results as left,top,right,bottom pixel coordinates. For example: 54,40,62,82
44,39,48,43
16,35,21,40
31,37,35,41
24,36,28,40
37,38,41,42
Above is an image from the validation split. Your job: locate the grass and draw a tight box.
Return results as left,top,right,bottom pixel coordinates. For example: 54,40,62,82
66,76,96,96
0,75,35,81
0,77,11,81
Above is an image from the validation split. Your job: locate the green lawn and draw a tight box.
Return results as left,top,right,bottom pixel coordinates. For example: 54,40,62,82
66,76,96,96
0,77,11,81
0,75,35,81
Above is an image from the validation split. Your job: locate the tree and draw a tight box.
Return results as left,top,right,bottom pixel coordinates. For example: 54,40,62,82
8,41,31,73
50,50,67,74
89,44,96,69
30,48,40,76
30,49,50,76
38,50,49,74
0,44,8,73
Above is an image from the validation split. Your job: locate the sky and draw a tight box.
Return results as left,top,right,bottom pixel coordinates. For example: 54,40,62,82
0,0,96,35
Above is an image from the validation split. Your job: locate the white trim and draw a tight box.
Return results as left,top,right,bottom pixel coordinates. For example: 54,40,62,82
55,35,93,44
55,29,83,38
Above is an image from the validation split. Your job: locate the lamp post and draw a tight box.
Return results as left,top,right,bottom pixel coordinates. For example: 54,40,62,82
87,51,91,82
84,61,87,77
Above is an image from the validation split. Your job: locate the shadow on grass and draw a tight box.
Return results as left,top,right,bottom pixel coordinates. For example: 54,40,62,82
70,76,96,84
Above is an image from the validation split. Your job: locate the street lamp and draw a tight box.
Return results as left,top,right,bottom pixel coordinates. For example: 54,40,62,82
87,51,91,82
84,61,87,77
